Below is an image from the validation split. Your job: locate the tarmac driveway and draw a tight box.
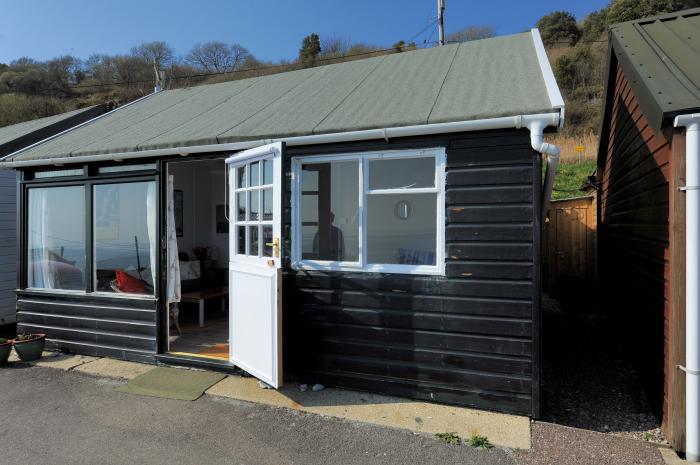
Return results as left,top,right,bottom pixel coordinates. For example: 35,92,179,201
0,366,511,465
0,365,668,465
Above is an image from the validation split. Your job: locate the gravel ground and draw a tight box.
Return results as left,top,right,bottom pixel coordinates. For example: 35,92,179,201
514,422,665,465
540,295,665,445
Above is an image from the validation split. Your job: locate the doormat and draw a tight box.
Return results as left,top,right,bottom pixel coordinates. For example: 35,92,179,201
115,367,226,401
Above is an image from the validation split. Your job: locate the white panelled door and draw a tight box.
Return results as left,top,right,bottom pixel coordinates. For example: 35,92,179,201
226,142,283,388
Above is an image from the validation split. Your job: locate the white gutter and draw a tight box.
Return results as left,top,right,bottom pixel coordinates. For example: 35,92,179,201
0,111,562,216
675,112,700,463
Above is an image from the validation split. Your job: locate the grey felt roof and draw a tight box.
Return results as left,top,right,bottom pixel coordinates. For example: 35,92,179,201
0,105,106,156
5,31,559,164
609,7,700,132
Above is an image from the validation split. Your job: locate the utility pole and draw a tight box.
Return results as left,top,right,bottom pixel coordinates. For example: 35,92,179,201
438,0,445,46
154,59,162,93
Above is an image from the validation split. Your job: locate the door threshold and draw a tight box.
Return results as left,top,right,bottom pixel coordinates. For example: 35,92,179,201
155,353,244,375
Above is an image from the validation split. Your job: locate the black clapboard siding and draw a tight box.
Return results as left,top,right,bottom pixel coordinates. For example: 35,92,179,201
317,338,532,375
288,288,532,318
16,290,157,358
302,305,532,337
283,129,541,416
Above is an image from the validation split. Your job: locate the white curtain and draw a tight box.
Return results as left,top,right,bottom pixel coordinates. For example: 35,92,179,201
28,189,53,289
166,175,181,305
146,181,157,287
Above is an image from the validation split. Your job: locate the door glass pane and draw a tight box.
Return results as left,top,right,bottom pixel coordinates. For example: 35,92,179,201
237,226,246,254
237,166,247,188
263,225,273,257
262,188,273,221
249,190,259,221
368,157,435,190
237,192,246,221
250,161,260,187
94,182,156,295
301,161,359,262
263,159,273,185
249,226,259,256
366,193,436,265
27,186,86,291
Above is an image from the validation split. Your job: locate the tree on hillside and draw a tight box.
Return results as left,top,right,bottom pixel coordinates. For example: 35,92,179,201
299,33,321,67
606,0,695,24
446,25,495,43
131,41,175,70
535,11,580,46
580,8,609,41
319,36,352,59
391,40,417,53
186,42,251,73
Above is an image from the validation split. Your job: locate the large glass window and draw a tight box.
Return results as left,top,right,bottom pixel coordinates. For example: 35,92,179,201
94,182,156,295
301,161,359,262
293,150,445,274
27,186,86,290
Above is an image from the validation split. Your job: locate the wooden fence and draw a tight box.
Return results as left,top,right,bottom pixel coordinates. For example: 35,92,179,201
543,195,597,300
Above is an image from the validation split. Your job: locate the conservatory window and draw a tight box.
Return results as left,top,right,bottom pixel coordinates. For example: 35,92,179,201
27,186,86,291
292,149,445,275
93,181,157,295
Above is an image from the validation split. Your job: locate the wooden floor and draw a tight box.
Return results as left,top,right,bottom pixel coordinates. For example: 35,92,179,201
169,307,229,360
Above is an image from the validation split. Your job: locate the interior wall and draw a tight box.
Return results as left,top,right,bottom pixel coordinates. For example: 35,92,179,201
168,159,228,266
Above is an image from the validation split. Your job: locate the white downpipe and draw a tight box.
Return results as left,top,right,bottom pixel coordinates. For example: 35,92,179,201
525,116,561,216
676,113,700,463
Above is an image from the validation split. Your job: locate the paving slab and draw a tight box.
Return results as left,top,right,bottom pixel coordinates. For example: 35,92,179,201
660,447,686,465
206,376,530,450
73,358,154,379
34,353,98,370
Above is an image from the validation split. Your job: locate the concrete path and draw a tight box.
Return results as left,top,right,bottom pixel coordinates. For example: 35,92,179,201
0,366,511,465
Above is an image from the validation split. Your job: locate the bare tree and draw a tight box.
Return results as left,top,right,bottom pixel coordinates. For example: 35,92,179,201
319,36,352,59
447,25,496,43
131,41,175,69
186,42,251,73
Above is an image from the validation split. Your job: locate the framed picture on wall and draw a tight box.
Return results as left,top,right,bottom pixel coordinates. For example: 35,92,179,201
174,190,184,237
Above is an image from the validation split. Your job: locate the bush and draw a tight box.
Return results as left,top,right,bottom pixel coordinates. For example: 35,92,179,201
536,11,581,46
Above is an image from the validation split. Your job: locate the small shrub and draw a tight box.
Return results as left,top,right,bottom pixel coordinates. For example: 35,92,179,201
468,434,493,449
435,432,461,445
0,338,7,344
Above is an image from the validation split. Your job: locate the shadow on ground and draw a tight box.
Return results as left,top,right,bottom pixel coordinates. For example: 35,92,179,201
540,294,662,442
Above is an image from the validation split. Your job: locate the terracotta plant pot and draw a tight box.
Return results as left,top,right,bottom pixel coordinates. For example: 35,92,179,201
12,334,46,362
0,339,12,366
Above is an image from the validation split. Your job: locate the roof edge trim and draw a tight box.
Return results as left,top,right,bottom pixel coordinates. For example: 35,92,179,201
0,92,158,163
531,28,565,127
0,112,561,168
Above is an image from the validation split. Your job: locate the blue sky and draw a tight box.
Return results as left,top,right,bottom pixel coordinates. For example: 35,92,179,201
0,0,609,64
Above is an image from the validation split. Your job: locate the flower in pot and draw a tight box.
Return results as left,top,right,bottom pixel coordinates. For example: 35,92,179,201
0,337,12,366
12,333,46,362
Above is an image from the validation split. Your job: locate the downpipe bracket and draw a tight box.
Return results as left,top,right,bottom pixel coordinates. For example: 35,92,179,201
678,365,700,376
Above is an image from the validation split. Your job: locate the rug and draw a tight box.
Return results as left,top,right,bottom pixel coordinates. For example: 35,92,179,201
115,367,226,401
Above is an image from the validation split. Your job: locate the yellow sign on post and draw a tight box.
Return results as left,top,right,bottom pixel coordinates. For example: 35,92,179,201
574,145,585,153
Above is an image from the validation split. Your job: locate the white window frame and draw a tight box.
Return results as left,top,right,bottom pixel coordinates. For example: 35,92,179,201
291,148,446,276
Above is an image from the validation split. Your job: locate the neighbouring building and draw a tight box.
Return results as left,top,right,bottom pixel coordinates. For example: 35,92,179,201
0,105,108,325
596,8,700,459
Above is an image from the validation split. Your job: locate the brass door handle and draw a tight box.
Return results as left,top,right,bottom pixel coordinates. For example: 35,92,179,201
265,238,280,258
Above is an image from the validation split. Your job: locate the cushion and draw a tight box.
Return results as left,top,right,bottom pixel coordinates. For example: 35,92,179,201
115,269,147,294
179,260,201,281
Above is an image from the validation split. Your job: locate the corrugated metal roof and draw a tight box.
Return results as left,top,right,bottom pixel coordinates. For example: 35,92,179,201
5,31,559,163
0,106,102,149
609,7,700,132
